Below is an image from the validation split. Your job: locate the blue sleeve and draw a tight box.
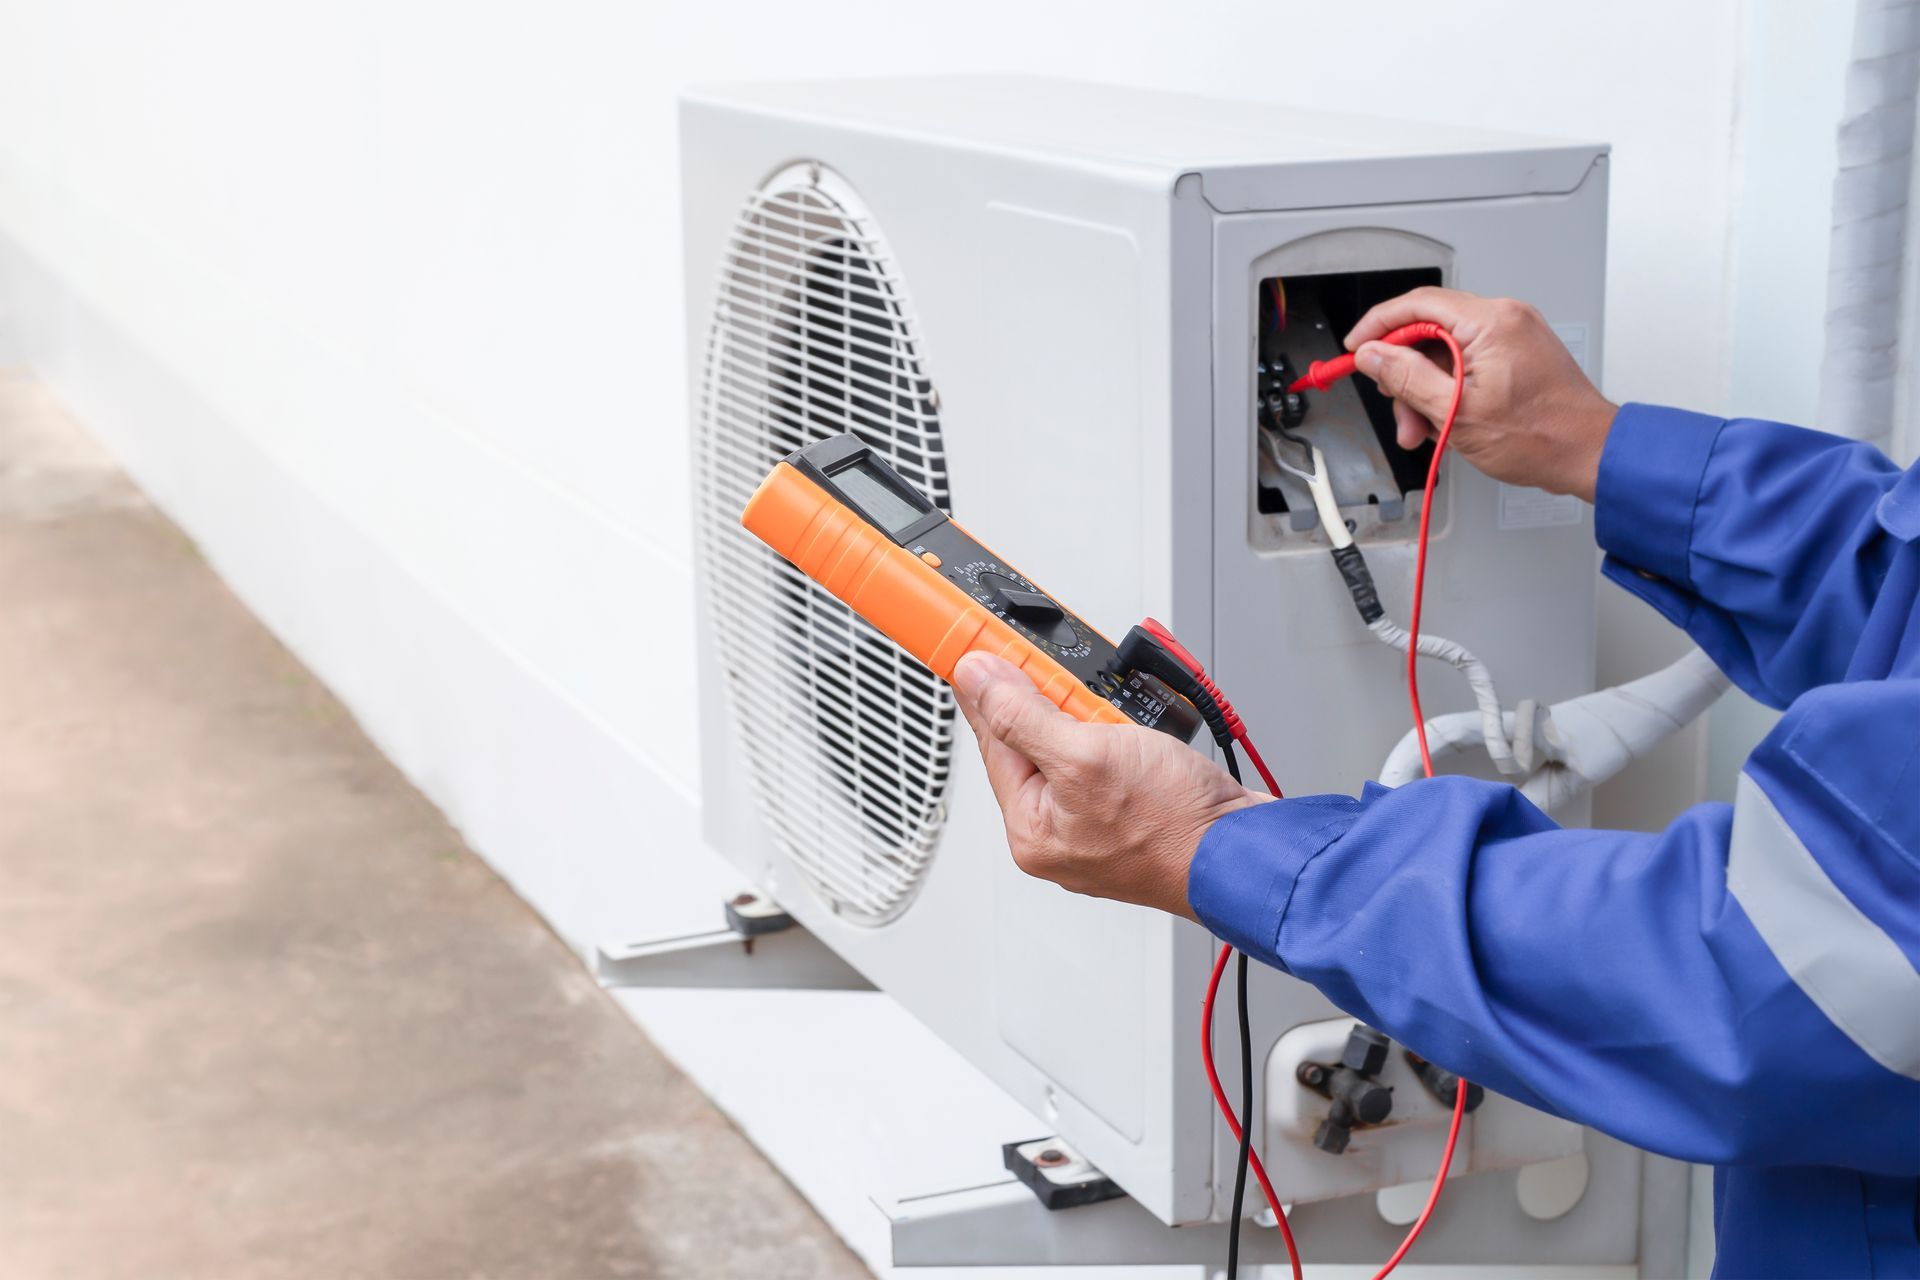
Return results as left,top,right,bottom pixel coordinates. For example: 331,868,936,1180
1189,756,1920,1173
1594,403,1914,707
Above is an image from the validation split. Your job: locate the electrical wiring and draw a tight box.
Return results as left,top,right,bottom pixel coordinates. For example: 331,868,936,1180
1174,319,1470,1279
1202,940,1303,1280
1271,382,1536,779
1261,435,1349,555
1290,321,1459,776
1364,617,1535,776
1214,743,1254,1280
1291,318,1470,1279
1138,628,1299,1280
1293,452,1525,768
1232,949,1253,1275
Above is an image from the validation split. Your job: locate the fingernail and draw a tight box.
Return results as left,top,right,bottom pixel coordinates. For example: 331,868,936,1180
1358,347,1384,375
952,652,991,697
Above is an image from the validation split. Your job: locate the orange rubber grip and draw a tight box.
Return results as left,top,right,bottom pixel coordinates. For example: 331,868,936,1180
741,462,1128,726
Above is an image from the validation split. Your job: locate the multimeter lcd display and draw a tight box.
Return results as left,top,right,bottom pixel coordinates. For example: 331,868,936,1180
832,459,926,538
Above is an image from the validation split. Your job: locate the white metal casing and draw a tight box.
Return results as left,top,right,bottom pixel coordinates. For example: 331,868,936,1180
684,76,1636,1264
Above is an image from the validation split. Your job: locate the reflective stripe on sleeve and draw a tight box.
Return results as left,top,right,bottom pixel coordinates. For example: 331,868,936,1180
1727,773,1920,1081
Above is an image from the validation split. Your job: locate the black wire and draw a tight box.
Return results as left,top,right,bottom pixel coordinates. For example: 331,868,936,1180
1218,743,1253,1280
1229,952,1253,1279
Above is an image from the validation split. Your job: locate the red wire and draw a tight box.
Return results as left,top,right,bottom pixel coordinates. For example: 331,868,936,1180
1400,324,1465,781
1295,320,1471,1279
1141,619,1299,1275
1236,737,1282,800
1373,1087,1468,1278
1179,319,1471,1276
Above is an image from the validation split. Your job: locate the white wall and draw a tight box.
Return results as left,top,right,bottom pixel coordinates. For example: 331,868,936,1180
0,2,1848,1272
0,0,1794,860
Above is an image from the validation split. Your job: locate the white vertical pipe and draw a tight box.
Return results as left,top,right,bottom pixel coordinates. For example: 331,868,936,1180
1819,0,1920,448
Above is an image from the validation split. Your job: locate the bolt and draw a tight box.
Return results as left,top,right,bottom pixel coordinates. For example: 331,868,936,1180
731,892,758,907
1296,1063,1327,1087
1342,1025,1391,1076
1314,1115,1353,1155
1034,1147,1070,1168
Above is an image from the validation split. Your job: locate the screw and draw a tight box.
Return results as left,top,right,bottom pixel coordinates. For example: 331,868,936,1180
1034,1148,1069,1168
731,892,758,907
1296,1063,1327,1087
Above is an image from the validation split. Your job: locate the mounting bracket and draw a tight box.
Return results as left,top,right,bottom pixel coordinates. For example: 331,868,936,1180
882,1175,1306,1269
881,1134,1687,1271
594,893,875,992
1001,1136,1126,1210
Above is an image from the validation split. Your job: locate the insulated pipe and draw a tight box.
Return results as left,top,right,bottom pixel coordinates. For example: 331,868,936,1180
1820,0,1920,452
1377,649,1731,815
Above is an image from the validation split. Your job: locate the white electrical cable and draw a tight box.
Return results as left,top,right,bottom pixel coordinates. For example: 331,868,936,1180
1278,436,1536,775
1365,617,1535,776
1377,648,1732,815
1268,406,1732,814
1302,444,1352,551
1262,435,1355,550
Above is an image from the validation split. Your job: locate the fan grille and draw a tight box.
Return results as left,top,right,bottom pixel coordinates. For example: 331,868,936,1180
694,164,955,925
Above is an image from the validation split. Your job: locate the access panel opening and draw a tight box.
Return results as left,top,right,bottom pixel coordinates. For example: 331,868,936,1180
1253,267,1444,545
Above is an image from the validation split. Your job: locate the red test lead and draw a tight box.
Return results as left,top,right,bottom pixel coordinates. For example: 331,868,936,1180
1288,321,1453,395
1292,315,1470,1280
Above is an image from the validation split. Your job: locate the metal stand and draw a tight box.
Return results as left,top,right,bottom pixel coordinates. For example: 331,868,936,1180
884,1177,1308,1269
883,1134,1684,1272
595,893,875,992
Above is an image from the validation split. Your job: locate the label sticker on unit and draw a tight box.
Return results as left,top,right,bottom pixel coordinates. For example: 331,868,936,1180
1551,322,1589,373
1498,484,1584,530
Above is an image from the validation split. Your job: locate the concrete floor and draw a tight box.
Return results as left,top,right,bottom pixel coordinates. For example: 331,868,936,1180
0,369,870,1279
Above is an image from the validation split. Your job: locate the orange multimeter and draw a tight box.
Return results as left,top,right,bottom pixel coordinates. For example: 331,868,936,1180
741,433,1203,743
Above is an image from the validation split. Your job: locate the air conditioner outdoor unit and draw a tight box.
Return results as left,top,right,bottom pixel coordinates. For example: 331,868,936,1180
683,76,1674,1270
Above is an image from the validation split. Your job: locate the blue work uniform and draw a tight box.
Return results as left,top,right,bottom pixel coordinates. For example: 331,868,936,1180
1189,405,1920,1278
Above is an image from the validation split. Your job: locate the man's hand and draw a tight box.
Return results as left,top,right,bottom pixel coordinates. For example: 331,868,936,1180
951,651,1266,919
1345,287,1618,502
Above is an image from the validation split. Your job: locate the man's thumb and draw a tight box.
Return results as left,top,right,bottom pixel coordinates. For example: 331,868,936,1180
953,652,1080,769
1356,341,1454,422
